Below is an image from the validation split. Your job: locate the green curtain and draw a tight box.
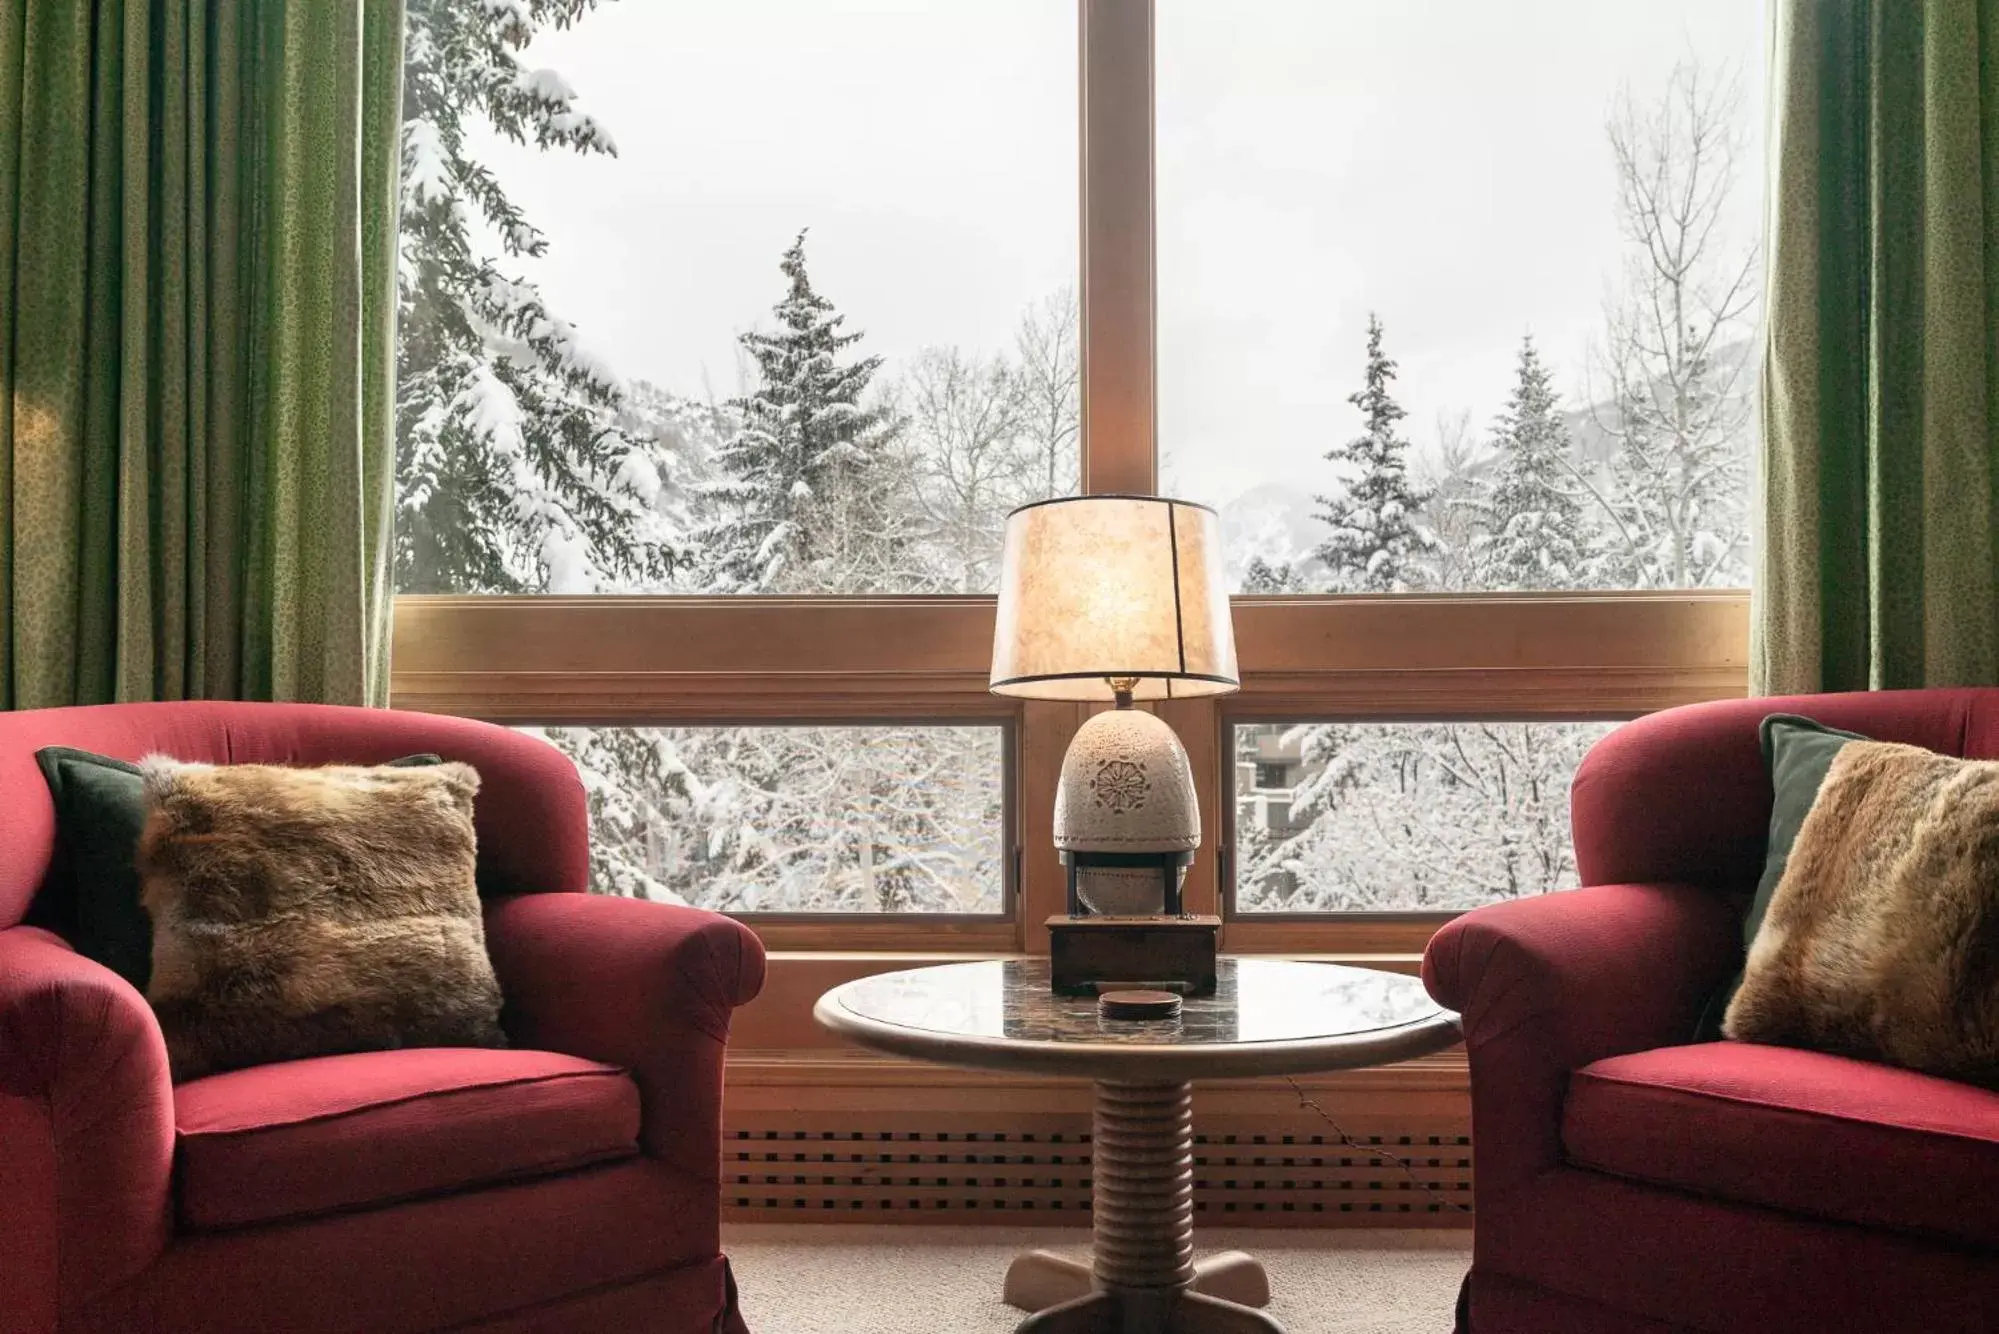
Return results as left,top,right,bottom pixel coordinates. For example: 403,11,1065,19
1756,0,1999,694
0,0,402,709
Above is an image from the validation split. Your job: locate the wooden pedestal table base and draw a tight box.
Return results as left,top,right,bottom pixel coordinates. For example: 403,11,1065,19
1001,1081,1283,1333
811,959,1460,1334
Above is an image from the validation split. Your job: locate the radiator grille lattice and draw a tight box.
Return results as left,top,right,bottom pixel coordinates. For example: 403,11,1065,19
724,1124,1473,1224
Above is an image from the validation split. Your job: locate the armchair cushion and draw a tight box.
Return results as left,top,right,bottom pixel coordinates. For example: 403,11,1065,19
1563,1042,1999,1251
174,1047,639,1231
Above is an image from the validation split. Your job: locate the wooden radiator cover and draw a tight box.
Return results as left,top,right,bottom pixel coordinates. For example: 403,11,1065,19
722,1051,1472,1227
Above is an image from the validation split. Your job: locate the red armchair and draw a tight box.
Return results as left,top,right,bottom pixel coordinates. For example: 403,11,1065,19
1426,689,1999,1334
0,702,765,1334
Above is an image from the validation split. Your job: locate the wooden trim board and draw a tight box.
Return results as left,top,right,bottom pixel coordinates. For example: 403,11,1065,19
391,591,1747,721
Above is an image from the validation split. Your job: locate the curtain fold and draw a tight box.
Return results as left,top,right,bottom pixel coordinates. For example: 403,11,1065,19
0,0,402,709
1756,0,1999,694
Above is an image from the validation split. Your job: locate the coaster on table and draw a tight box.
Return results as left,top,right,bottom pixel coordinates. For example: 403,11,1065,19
1097,989,1182,1020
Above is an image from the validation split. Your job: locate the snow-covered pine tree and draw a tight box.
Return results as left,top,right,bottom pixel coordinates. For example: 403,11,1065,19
1412,410,1494,592
1474,335,1593,590
697,233,915,594
1240,557,1302,593
1313,315,1432,593
397,0,683,594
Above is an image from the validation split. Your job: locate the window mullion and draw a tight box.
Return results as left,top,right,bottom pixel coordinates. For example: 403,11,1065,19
1079,0,1157,496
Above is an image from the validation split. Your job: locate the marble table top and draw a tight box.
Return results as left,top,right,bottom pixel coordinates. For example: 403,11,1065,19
814,957,1459,1081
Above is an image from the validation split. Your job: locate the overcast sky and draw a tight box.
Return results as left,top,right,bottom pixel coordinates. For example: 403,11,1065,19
481,0,1768,508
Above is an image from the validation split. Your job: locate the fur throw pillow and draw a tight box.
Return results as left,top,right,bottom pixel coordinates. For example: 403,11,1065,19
138,757,507,1082
1724,740,1999,1084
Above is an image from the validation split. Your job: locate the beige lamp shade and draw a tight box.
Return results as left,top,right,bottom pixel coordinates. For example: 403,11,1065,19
989,495,1240,702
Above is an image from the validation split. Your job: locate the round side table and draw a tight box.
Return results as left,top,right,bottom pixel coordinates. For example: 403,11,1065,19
814,957,1460,1334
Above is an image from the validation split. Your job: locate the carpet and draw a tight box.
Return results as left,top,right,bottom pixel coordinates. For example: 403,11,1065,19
725,1224,1471,1333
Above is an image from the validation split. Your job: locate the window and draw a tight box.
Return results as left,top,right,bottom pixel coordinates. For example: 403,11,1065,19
394,2,1067,932
530,725,1008,915
1156,0,1768,596
1251,760,1291,791
1230,721,1617,915
391,1,1758,955
397,0,1079,598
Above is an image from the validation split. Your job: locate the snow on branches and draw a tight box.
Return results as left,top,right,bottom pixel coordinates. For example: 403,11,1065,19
1313,315,1434,593
396,0,684,596
390,9,1755,916
694,233,914,594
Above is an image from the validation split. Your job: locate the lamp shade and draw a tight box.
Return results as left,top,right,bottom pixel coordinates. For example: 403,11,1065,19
989,495,1240,702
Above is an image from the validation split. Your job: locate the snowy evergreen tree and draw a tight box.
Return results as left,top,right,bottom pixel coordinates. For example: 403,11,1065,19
1412,410,1494,593
1313,316,1432,592
394,1,723,911
1473,335,1593,590
396,0,684,594
697,233,913,593
1241,557,1302,593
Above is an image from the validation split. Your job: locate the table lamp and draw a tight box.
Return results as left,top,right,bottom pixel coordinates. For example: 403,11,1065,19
990,495,1240,995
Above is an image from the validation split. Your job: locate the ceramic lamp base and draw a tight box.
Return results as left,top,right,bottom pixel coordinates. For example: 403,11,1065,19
1054,709,1201,917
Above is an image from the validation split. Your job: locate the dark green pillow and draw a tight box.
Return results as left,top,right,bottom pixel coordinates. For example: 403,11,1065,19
32,748,153,988
30,748,445,993
1694,714,1871,1040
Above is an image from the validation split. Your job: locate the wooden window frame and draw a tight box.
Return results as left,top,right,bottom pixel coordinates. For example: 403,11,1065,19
392,590,1750,960
386,0,1754,1047
1214,591,1748,952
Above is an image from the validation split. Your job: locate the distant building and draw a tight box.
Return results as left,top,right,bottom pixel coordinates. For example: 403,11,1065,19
1235,725,1307,838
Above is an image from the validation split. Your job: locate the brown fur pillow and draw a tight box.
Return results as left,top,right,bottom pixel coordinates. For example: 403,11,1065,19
138,757,507,1082
1725,740,1999,1084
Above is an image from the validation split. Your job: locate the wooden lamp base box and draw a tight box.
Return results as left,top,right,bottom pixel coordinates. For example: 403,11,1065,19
1046,914,1220,997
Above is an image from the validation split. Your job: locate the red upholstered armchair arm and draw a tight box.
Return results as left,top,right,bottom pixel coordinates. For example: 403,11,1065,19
0,928,174,1334
1422,882,1740,1198
482,894,766,1185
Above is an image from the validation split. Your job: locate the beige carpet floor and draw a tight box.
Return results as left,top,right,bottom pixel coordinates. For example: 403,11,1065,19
725,1225,1470,1334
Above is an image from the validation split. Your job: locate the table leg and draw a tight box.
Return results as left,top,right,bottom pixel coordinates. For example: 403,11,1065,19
1091,1080,1198,1294
1006,1080,1287,1334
